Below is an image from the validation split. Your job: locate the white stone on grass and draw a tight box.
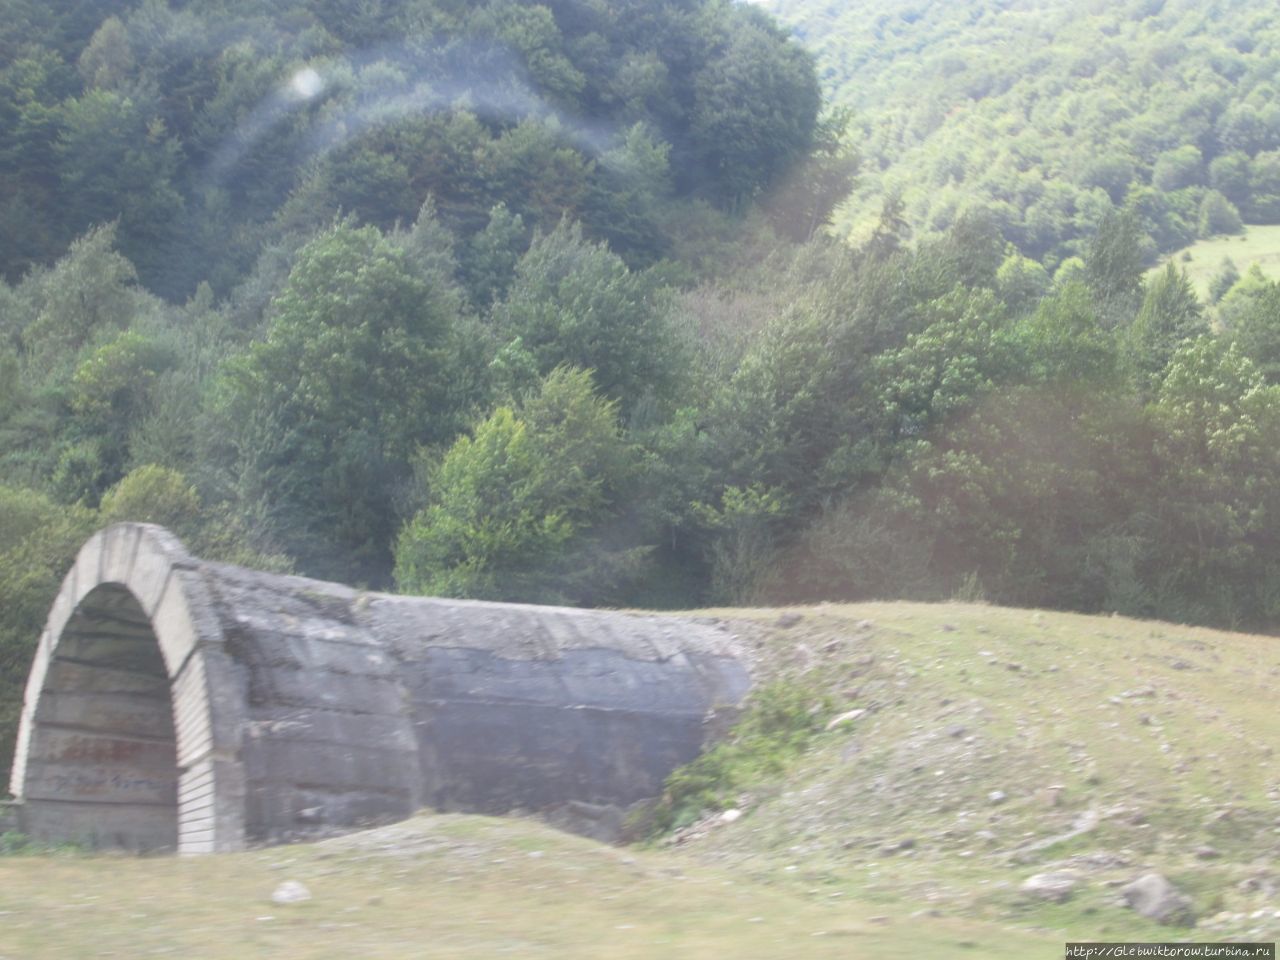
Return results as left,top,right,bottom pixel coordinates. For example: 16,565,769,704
271,880,312,905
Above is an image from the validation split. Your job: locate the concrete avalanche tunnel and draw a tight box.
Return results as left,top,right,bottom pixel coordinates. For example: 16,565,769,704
8,524,750,854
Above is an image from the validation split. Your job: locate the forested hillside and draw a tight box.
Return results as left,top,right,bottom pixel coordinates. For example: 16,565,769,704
0,0,837,772
761,0,1280,264
1,0,822,295
5,0,1280,780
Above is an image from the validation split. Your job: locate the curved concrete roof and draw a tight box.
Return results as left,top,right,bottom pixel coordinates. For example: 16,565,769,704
10,524,750,853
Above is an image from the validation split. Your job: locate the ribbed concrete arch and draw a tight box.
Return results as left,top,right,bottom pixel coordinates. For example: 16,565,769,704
10,525,750,854
10,524,246,853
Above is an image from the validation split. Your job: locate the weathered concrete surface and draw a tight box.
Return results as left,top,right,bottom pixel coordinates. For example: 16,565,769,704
0,800,19,835
9,524,750,854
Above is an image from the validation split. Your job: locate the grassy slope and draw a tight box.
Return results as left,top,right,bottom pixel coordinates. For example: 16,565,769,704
676,602,1280,944
4,601,1280,956
0,813,1053,959
1153,223,1280,299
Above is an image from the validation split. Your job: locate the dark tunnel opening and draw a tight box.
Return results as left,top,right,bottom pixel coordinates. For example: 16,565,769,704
19,584,179,851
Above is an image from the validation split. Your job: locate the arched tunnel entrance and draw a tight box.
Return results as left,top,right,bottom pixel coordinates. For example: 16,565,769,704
19,583,178,851
11,524,249,854
10,524,750,854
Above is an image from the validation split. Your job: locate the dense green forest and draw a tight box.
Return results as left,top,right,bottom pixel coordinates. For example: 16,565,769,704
761,0,1280,264
4,0,1280,777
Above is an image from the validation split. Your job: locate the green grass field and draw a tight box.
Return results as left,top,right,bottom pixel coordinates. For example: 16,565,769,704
1153,223,1280,300
5,601,1280,958
0,812,1056,959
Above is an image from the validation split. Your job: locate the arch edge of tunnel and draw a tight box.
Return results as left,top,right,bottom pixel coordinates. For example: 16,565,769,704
8,523,247,854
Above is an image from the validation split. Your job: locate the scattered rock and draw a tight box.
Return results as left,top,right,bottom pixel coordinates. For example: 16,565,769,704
1021,872,1080,903
1010,808,1101,862
776,612,803,629
946,724,968,738
1236,873,1277,895
1195,846,1220,860
271,880,312,905
543,800,628,843
826,708,866,731
848,655,876,677
720,808,743,824
988,790,1007,805
295,806,324,824
856,620,875,631
702,704,741,740
878,839,916,856
1036,785,1065,808
1121,686,1156,699
1121,873,1196,927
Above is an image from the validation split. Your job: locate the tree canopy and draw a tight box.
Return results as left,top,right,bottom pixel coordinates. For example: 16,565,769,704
6,0,1280,784
762,0,1280,265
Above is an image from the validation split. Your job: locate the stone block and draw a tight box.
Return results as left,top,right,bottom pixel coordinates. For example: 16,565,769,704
149,576,203,676
23,798,177,852
22,756,177,806
99,524,141,587
252,665,407,716
0,801,20,835
130,537,176,619
244,737,416,793
556,649,705,713
34,689,170,740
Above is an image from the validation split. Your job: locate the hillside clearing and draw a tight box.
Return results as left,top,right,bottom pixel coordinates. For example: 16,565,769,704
1153,224,1280,300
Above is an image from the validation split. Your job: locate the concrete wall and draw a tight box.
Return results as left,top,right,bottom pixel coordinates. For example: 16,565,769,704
10,524,750,853
0,801,18,836
18,582,179,851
